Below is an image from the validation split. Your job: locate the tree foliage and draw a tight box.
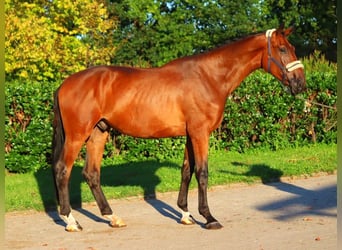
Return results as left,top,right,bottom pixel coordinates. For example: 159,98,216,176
111,0,337,67
5,0,336,81
5,0,118,81
111,0,269,67
263,0,337,61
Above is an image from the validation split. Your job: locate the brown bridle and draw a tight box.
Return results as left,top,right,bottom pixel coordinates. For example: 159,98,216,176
266,29,304,83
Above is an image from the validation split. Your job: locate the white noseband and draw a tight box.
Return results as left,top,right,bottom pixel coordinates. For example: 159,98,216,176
265,29,304,74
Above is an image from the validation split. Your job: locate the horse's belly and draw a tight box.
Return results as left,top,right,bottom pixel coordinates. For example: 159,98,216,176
108,112,187,139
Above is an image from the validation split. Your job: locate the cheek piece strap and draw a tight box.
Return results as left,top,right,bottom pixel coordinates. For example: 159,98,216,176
265,29,304,82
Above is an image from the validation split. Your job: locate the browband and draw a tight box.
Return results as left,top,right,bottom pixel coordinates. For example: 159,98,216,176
265,29,276,38
265,28,304,73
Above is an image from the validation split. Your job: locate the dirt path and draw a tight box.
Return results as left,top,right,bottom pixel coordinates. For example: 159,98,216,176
5,175,336,250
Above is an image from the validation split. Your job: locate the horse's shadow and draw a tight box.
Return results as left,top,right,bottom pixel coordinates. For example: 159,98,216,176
228,161,284,183
34,160,184,227
34,159,282,228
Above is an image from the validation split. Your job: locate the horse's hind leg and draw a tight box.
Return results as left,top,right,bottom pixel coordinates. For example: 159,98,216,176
83,126,126,228
177,136,196,225
54,138,84,232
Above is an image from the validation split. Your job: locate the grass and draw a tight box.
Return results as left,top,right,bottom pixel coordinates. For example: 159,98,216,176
5,143,336,212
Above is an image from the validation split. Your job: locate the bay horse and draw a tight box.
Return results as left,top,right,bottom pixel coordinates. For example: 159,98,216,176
52,26,305,232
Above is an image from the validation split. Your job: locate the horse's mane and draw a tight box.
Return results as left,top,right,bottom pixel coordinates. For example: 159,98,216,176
227,30,264,43
195,30,265,55
166,30,265,64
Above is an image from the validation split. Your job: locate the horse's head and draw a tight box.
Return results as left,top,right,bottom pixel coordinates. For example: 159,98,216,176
262,26,306,95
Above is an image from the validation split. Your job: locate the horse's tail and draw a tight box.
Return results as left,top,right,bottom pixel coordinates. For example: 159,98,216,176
52,88,64,204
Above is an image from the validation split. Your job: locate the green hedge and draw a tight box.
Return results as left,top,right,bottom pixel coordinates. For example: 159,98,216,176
214,71,336,151
5,68,336,173
5,82,57,172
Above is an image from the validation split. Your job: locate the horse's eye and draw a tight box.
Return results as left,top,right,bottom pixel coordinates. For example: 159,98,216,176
279,46,287,54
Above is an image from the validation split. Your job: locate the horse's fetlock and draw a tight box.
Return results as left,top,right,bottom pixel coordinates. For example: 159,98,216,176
198,206,210,217
177,201,188,211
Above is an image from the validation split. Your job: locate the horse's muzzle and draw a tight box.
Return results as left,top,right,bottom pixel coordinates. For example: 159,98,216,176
288,77,306,95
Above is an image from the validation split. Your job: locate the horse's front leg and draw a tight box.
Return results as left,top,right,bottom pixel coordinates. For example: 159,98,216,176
192,135,223,230
195,161,223,229
177,136,195,225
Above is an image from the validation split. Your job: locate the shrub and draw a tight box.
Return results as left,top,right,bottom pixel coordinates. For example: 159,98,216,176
5,58,336,173
5,82,58,172
213,70,336,152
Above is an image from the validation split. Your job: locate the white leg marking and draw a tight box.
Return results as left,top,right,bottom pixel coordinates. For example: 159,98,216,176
104,214,127,228
61,212,83,232
180,210,195,225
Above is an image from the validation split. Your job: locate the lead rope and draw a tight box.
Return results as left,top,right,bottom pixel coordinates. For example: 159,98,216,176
295,95,337,110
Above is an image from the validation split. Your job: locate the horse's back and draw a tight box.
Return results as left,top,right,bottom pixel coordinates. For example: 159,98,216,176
56,65,190,138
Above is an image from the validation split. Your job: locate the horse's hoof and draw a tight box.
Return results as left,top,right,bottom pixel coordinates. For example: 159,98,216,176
109,218,127,228
65,221,83,232
205,221,223,230
104,214,127,228
181,216,195,225
180,211,195,225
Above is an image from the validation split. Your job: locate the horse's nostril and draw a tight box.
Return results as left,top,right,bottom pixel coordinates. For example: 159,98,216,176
289,78,306,95
291,78,306,94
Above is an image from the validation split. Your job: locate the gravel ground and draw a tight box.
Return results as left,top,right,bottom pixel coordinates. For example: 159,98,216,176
5,174,336,250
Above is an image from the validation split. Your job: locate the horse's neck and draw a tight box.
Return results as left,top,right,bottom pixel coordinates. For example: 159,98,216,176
198,34,266,97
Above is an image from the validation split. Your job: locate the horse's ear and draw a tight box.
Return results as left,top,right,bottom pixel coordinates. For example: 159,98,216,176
283,26,294,36
277,24,294,37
